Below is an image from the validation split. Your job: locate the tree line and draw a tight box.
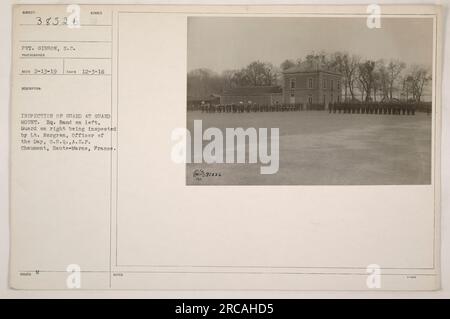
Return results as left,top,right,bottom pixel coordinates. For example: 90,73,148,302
187,52,431,103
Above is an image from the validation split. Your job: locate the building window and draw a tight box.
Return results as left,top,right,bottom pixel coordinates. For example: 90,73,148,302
290,92,295,98
330,80,334,90
323,79,327,89
337,81,340,90
290,79,296,89
308,78,313,89
308,95,313,104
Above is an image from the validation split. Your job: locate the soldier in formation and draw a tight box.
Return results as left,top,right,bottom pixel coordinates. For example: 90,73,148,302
196,101,418,115
329,102,417,115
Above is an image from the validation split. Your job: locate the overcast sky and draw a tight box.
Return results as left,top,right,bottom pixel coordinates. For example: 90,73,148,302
187,17,433,73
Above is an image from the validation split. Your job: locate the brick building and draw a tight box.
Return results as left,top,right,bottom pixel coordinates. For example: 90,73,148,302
282,64,342,109
218,65,342,108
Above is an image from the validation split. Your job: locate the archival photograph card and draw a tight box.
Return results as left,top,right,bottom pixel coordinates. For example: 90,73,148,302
9,4,442,291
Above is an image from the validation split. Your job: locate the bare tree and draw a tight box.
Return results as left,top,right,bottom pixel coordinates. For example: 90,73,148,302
386,60,406,100
376,60,390,101
342,54,360,101
221,69,238,90
405,65,431,102
242,61,278,86
355,75,365,102
217,61,280,87
400,75,413,101
358,60,376,102
231,69,250,87
372,68,382,102
262,62,279,86
324,52,359,101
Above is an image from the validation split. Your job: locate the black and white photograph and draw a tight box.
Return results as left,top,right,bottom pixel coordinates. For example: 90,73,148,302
186,17,434,185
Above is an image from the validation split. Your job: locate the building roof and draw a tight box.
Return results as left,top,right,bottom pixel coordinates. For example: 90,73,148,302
283,64,341,76
222,86,282,96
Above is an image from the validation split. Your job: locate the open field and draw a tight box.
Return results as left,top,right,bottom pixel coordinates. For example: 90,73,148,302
186,111,432,185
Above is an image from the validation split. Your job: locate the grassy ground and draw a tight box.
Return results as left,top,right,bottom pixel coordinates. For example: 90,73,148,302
186,111,432,185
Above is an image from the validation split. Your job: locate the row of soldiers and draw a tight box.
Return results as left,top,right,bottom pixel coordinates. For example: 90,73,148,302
192,102,425,115
198,102,324,113
329,103,419,115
